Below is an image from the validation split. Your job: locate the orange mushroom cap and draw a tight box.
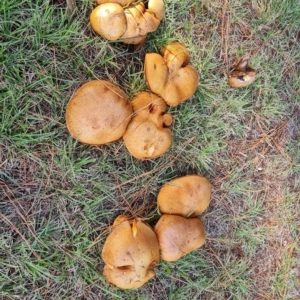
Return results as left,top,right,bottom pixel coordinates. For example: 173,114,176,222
123,91,172,159
102,215,160,289
90,0,164,44
157,175,212,217
145,42,199,106
65,80,132,145
121,3,160,45
90,3,127,40
154,214,206,262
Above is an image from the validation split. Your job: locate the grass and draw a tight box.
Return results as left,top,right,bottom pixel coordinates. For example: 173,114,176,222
0,0,299,299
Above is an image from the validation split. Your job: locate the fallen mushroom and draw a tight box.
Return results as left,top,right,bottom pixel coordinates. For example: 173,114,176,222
154,214,206,262
228,57,256,88
102,215,160,289
144,41,199,106
65,80,132,145
157,175,211,217
90,0,165,44
123,91,172,159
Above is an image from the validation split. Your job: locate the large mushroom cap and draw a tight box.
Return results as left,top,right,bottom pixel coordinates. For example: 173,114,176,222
154,214,206,262
65,80,132,145
90,3,127,40
102,215,160,289
157,175,211,217
145,42,199,106
228,58,256,88
123,91,172,159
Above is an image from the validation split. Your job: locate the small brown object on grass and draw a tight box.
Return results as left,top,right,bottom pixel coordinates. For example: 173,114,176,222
102,215,160,289
65,80,132,145
228,57,256,88
154,214,206,262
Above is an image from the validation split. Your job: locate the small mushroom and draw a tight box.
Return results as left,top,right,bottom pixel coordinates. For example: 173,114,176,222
121,2,160,45
65,80,132,145
90,3,127,40
154,214,206,262
102,215,160,289
157,175,211,217
147,0,166,21
144,42,199,106
123,91,172,159
228,57,256,88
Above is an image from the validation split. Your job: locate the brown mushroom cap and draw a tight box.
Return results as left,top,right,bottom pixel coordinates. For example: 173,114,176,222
123,91,172,159
121,3,160,44
154,214,206,262
157,175,211,217
65,80,132,145
228,58,256,88
145,42,199,106
147,0,165,20
91,1,164,44
102,216,160,289
90,3,127,40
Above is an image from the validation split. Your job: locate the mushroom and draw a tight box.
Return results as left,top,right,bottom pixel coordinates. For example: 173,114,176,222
123,91,173,159
147,0,165,20
157,175,211,217
144,42,199,106
90,0,165,44
228,57,256,88
154,214,206,262
90,3,127,40
102,215,160,289
121,2,160,45
65,80,132,145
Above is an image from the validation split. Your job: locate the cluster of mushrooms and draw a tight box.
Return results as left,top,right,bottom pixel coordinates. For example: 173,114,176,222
66,40,199,159
102,175,211,289
64,0,257,290
90,0,165,44
66,1,256,159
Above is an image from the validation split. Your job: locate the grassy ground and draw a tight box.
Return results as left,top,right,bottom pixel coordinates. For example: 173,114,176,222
1,0,299,299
